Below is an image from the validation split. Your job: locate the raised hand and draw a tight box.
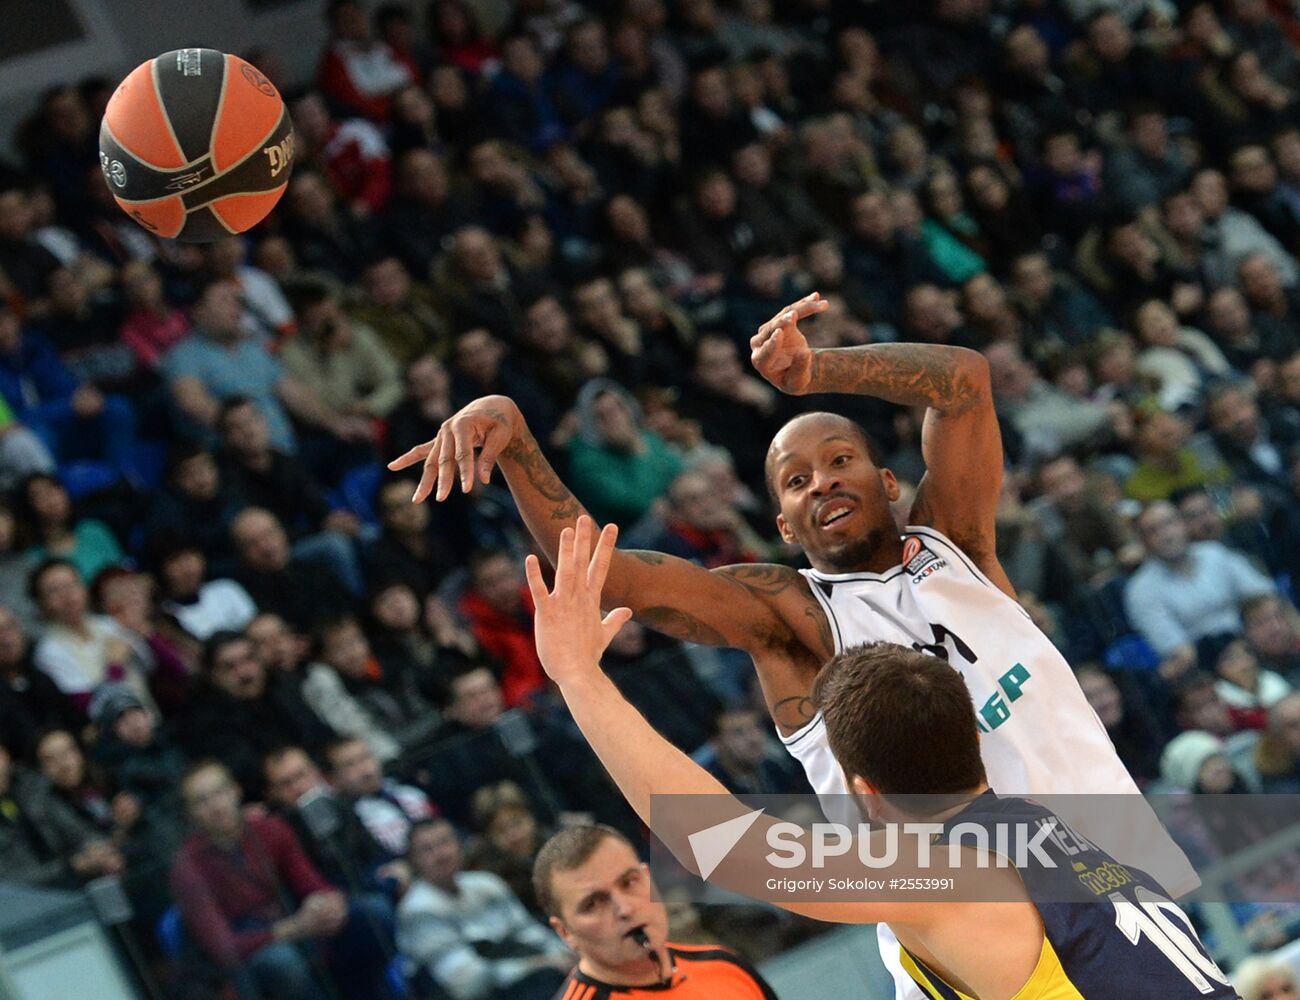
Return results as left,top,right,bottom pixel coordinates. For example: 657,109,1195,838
524,516,633,688
749,291,829,395
387,395,521,503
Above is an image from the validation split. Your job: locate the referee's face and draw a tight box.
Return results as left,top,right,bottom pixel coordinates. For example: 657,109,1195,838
550,838,670,978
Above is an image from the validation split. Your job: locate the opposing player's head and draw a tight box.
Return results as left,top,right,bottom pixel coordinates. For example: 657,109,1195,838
766,412,899,572
814,641,986,818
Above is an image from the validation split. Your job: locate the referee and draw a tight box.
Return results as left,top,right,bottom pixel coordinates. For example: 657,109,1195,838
533,824,779,1000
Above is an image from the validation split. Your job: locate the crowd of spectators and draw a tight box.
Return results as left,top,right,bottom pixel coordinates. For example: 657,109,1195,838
4,0,1300,995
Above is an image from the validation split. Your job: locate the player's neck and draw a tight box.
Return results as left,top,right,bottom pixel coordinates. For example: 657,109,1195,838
810,534,905,575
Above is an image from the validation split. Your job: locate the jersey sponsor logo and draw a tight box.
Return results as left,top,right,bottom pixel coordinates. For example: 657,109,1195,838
903,541,947,582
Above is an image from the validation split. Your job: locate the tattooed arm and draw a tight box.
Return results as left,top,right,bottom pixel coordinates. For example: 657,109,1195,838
387,395,835,667
751,296,1009,593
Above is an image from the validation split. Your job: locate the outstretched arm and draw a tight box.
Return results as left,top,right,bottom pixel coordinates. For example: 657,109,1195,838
525,519,930,926
752,296,1008,593
386,397,827,660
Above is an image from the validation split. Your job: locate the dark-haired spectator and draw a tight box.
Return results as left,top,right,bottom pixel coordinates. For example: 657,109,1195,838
0,186,62,309
363,477,461,597
1194,171,1299,287
31,559,153,715
464,781,549,916
449,328,559,442
170,759,393,1000
382,149,475,279
1205,286,1296,373
571,275,678,389
1076,665,1166,784
291,91,393,216
1206,381,1297,495
93,566,195,714
0,501,39,631
282,170,381,281
439,226,543,341
350,256,447,367
985,341,1114,460
324,736,435,858
90,683,186,818
317,0,417,122
1126,407,1231,503
1125,500,1275,665
144,444,245,564
1104,105,1194,214
1243,593,1300,685
230,508,355,632
397,817,570,1000
385,353,456,461
156,542,256,641
1200,633,1292,731
548,18,621,132
118,260,190,369
366,581,475,705
458,554,546,709
1254,693,1300,792
840,190,945,326
180,632,334,799
35,728,138,850
630,468,765,570
430,0,499,76
675,335,780,491
1230,143,1300,250
517,295,608,409
0,302,136,469
17,472,123,582
489,33,568,154
0,606,79,751
0,741,119,888
703,707,813,796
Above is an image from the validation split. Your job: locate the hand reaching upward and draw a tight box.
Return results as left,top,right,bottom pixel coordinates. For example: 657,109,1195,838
524,516,633,689
749,291,829,395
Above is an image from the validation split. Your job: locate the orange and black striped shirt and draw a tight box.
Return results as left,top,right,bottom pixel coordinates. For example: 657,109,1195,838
554,942,779,1000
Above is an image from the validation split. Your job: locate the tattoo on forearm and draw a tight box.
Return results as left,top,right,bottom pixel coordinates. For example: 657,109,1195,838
502,434,585,521
809,345,984,414
771,695,815,730
718,563,801,597
637,606,729,646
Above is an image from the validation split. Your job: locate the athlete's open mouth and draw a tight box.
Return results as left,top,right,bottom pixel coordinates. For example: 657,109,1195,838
816,499,856,528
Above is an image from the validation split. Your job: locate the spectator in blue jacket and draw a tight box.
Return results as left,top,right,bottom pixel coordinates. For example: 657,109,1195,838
0,299,135,468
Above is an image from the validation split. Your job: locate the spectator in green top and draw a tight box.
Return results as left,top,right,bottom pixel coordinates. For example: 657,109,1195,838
568,379,683,527
1125,407,1232,503
16,473,123,583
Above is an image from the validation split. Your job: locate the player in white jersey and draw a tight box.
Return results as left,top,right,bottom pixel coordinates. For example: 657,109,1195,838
390,292,1195,998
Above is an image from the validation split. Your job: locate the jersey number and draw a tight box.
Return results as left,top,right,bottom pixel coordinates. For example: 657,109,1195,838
1109,887,1231,994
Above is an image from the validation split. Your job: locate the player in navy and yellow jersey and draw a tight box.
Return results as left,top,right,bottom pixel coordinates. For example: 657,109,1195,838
522,518,1240,1000
534,824,778,1000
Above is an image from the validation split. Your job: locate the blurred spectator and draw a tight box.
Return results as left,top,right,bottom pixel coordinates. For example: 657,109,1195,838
0,741,121,887
1206,381,1297,495
170,759,393,999
180,631,335,799
201,237,296,342
1126,408,1231,503
17,472,123,582
1029,454,1140,581
1254,692,1300,791
383,149,475,279
459,553,546,708
1104,105,1194,214
118,261,190,370
0,605,79,752
397,817,570,1000
263,745,407,898
449,327,560,446
985,341,1115,459
1125,500,1275,666
1159,730,1253,793
282,170,381,281
630,468,766,568
230,508,355,631
1076,664,1165,784
0,394,55,493
1242,593,1300,684
289,91,393,217
1200,633,1292,730
703,707,812,796
1132,298,1234,409
465,781,548,915
156,543,257,642
0,186,62,308
351,255,447,367
440,226,543,342
93,565,195,713
0,301,136,468
317,0,417,121
323,736,435,857
1233,957,1300,1000
568,380,682,526
572,275,678,389
35,728,139,850
841,190,945,326
90,683,185,816
145,443,244,564
489,32,567,153
31,558,153,715
518,294,608,410
387,353,456,460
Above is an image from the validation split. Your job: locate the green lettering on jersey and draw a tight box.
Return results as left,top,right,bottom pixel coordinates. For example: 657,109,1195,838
976,664,1033,732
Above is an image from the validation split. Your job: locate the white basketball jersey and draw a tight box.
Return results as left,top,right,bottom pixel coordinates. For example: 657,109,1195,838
780,525,1198,891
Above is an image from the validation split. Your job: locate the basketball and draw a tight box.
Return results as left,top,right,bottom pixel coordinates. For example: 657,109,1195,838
98,48,294,242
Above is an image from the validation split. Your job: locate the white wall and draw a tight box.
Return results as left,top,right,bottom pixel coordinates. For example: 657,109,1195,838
0,0,330,160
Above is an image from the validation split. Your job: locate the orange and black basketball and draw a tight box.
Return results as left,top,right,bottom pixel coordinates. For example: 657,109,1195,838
98,48,294,242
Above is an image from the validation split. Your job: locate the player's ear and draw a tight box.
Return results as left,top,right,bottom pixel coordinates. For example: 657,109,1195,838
878,468,900,503
850,775,875,797
776,512,797,544
550,914,573,946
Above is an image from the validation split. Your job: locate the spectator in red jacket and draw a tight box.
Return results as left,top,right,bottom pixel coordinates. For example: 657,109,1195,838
290,92,394,217
169,759,392,1000
317,0,418,122
458,550,545,707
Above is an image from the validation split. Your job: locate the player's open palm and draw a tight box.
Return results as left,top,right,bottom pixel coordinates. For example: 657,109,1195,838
525,516,633,688
387,395,520,503
750,291,829,395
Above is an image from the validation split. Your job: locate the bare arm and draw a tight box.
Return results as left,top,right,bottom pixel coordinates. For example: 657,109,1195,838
386,397,830,663
753,297,1009,594
275,376,344,433
171,376,220,428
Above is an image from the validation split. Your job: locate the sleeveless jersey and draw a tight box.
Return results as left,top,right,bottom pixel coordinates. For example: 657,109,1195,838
899,791,1238,1000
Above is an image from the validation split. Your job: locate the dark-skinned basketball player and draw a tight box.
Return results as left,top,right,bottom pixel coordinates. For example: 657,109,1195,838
388,292,1196,998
